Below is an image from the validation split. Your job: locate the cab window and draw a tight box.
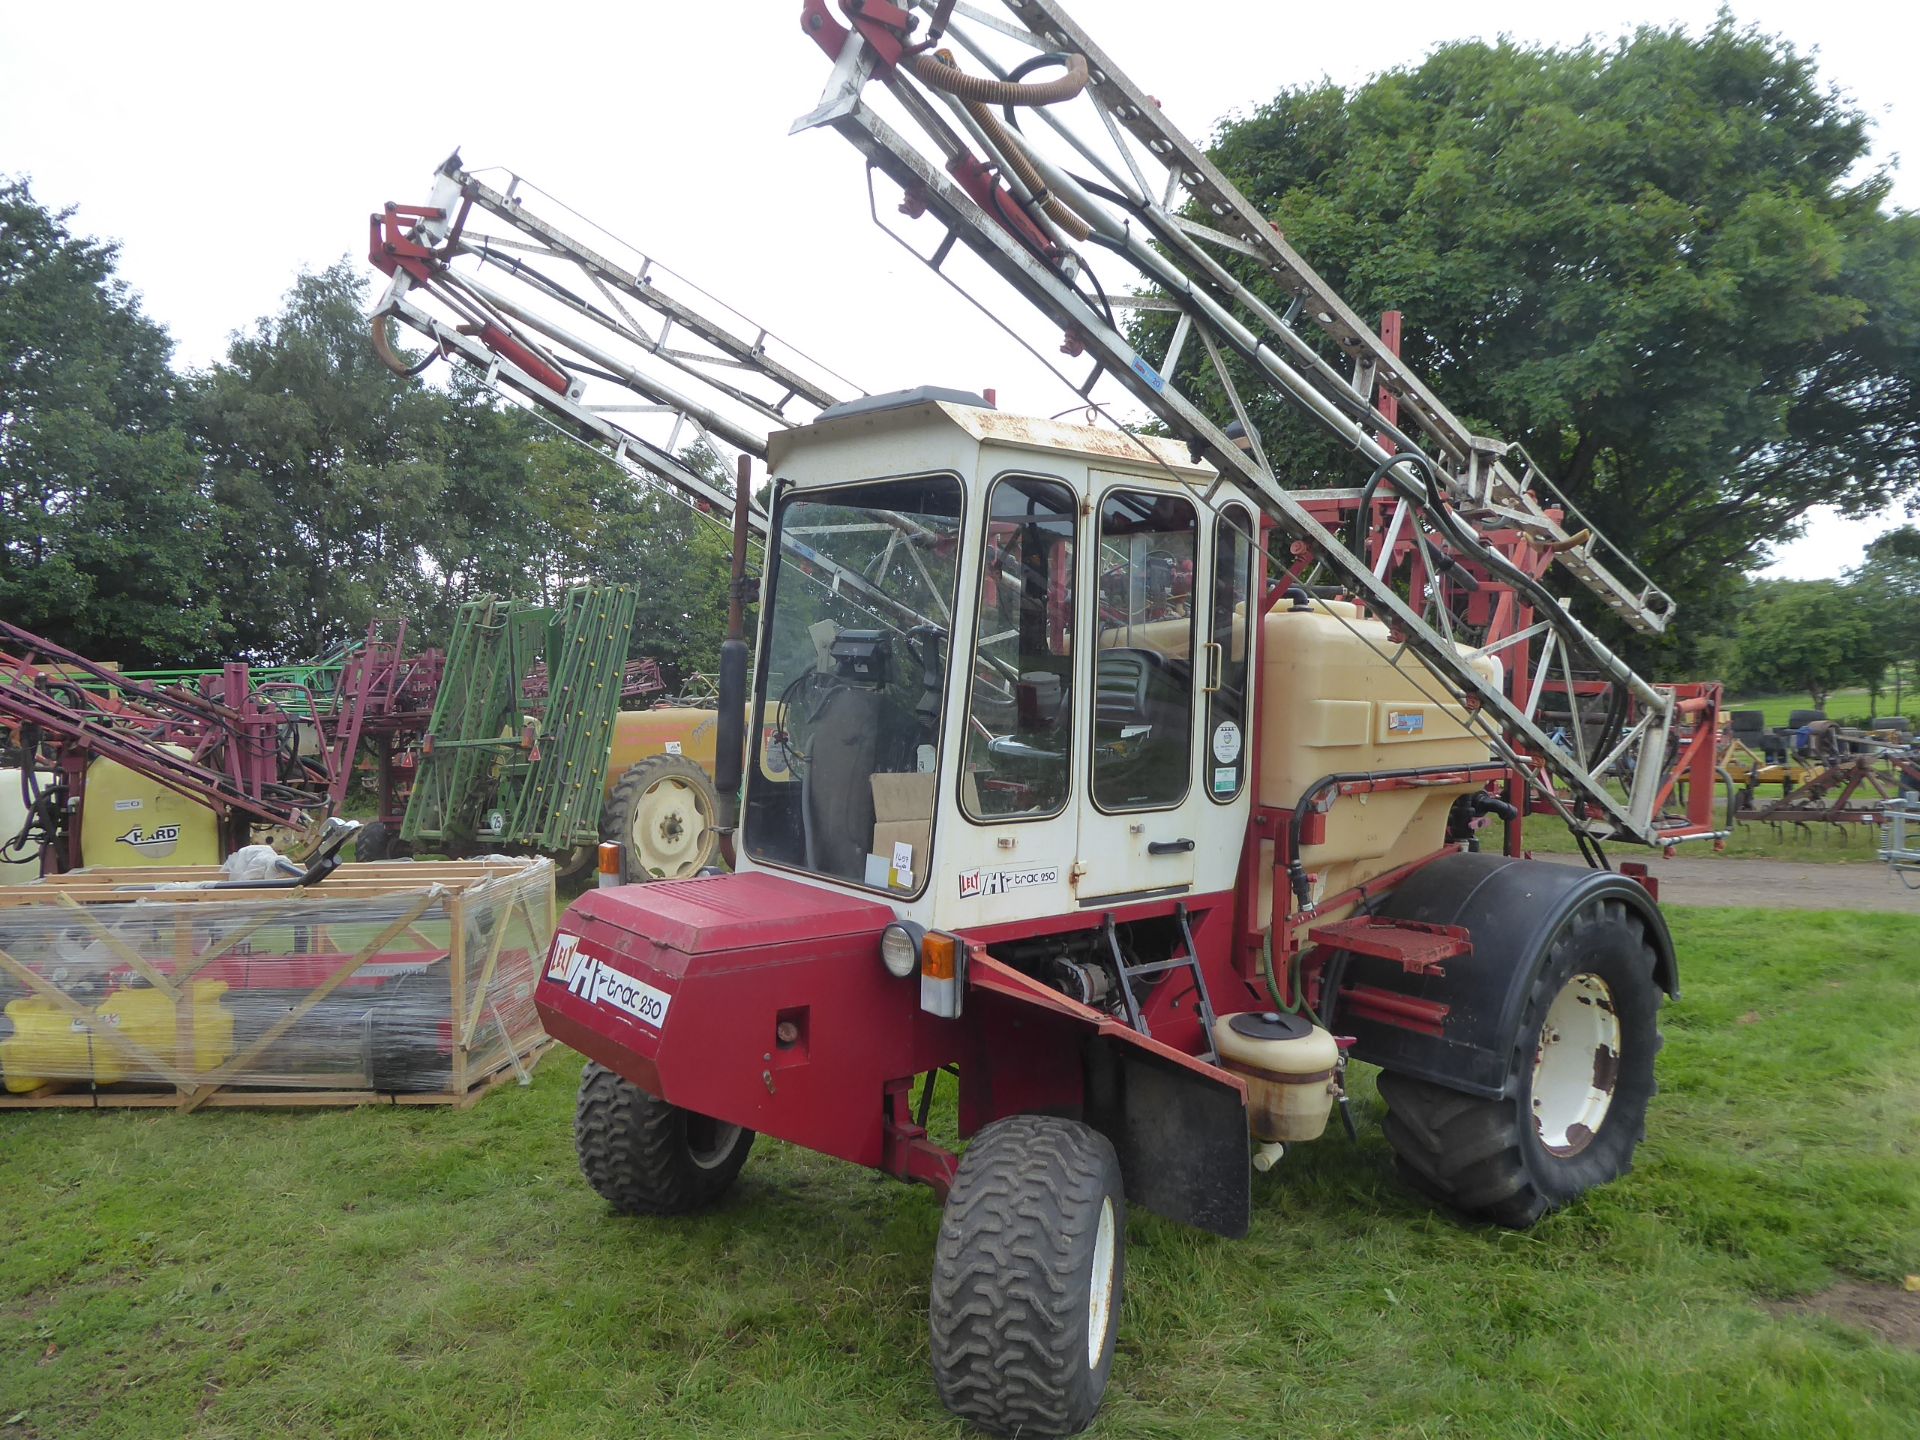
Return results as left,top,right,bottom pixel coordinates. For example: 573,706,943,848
961,476,1076,820
1091,489,1197,810
1207,505,1255,801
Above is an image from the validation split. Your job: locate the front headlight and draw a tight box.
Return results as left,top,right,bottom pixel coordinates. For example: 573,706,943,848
880,920,923,978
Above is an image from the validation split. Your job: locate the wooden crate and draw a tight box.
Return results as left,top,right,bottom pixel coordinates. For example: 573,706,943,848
0,860,557,1110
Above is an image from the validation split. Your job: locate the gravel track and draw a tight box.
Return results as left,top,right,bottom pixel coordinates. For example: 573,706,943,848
1542,854,1919,912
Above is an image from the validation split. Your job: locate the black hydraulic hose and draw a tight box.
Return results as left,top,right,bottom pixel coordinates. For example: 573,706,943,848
9,761,36,841
1286,763,1506,909
1350,452,1430,558
998,53,1083,130
2,739,58,866
1412,453,1595,659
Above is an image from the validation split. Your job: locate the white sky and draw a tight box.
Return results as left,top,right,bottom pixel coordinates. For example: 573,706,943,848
4,0,1913,581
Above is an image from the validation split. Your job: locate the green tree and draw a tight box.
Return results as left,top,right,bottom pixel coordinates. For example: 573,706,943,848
192,262,462,660
1731,579,1888,710
1850,525,1920,712
403,371,549,635
0,177,220,663
528,438,739,685
193,259,740,675
1177,17,1920,664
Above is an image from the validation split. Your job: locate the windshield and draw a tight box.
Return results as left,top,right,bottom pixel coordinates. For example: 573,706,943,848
744,475,964,894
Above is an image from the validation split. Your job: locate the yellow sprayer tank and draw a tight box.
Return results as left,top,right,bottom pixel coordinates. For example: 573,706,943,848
1259,600,1500,909
605,707,724,796
1,981,232,1092
604,705,789,794
78,749,221,870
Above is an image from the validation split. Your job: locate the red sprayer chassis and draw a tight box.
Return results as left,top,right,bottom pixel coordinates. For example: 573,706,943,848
371,5,1725,1430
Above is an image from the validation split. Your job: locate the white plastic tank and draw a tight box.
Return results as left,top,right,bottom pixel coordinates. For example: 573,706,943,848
1259,598,1501,910
1212,1010,1339,1143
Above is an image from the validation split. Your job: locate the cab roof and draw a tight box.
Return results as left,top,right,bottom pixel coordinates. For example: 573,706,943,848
769,387,1217,484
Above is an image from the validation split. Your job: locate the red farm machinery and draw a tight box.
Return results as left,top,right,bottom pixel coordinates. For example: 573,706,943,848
0,619,352,877
364,10,1731,1428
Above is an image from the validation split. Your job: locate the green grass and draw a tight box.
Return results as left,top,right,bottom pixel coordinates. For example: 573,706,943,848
4,910,1919,1438
1522,811,1887,862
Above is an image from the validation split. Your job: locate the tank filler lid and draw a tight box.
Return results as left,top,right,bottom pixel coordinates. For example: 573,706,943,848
1227,1011,1318,1043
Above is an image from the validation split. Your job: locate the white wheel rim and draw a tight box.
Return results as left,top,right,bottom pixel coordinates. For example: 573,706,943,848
686,1113,741,1169
628,777,713,878
1530,972,1621,1155
1086,1196,1117,1366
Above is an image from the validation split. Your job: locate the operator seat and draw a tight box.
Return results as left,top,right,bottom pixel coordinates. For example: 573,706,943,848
804,685,880,880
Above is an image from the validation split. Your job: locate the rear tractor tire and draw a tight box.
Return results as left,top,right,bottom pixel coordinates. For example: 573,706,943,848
601,755,719,883
573,1060,753,1215
930,1114,1125,1437
1378,895,1663,1228
353,819,411,863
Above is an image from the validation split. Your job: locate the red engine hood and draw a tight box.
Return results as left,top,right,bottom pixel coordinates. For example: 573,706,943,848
563,870,894,959
536,869,920,1169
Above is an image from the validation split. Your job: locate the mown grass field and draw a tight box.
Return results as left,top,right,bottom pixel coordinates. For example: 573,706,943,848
1521,810,1888,863
3,909,1918,1439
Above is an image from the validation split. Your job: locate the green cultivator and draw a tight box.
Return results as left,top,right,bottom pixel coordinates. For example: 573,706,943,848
402,585,639,859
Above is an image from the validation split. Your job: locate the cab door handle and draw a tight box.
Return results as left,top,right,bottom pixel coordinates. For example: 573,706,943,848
1148,838,1195,855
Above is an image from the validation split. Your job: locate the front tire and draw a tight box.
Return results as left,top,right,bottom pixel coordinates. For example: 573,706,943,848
930,1114,1125,1437
1378,895,1663,1228
573,1060,753,1215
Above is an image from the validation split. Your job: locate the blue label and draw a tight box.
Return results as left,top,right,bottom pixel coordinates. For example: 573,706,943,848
1128,355,1166,393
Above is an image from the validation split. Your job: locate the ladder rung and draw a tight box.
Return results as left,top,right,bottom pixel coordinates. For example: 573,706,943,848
1122,955,1194,978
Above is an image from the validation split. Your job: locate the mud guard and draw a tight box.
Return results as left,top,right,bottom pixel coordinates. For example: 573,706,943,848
967,954,1250,1238
1336,852,1678,1100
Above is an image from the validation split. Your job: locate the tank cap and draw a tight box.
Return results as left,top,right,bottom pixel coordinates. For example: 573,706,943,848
1227,1011,1316,1042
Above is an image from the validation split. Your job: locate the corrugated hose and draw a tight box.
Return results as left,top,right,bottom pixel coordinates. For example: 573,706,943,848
915,50,1094,241
907,47,1088,106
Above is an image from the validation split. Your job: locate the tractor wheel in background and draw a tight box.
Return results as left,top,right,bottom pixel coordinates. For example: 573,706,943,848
550,843,598,883
353,820,410,863
1377,894,1664,1229
573,1060,753,1215
601,755,718,882
930,1114,1125,1437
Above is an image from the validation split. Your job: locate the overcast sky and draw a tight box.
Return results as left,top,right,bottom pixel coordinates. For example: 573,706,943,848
4,0,1913,581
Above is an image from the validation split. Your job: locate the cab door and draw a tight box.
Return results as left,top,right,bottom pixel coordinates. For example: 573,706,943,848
1073,478,1208,905
936,472,1086,926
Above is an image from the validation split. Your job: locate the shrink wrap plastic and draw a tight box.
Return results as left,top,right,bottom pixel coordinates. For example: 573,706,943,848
0,860,554,1099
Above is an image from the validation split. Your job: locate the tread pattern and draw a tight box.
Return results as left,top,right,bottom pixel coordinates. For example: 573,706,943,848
354,820,406,863
930,1114,1124,1437
1379,898,1664,1229
573,1061,752,1215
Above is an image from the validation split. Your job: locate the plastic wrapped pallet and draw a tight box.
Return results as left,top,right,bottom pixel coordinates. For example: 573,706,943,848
0,859,555,1109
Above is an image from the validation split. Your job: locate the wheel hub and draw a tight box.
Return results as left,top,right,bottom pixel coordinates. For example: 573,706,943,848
1530,971,1621,1155
629,777,713,878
